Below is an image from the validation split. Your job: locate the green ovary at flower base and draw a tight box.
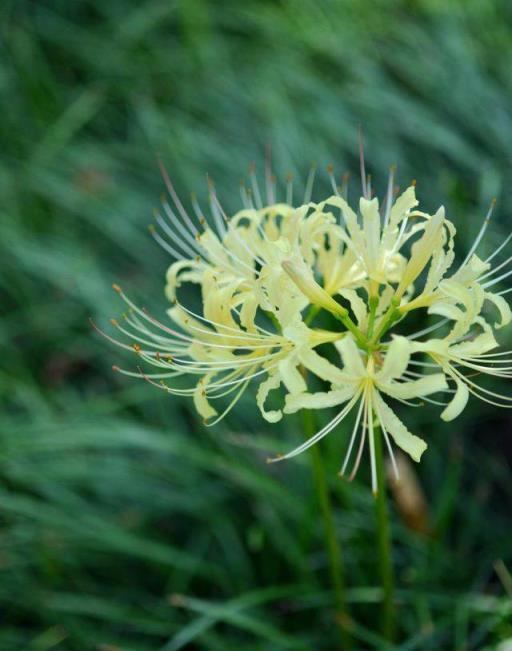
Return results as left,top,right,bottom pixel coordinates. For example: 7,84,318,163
101,154,512,493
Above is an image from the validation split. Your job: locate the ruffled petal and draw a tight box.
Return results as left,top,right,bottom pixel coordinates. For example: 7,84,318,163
284,387,356,413
373,392,427,462
396,206,446,298
484,291,512,329
380,373,447,400
449,331,498,357
360,197,381,276
338,289,368,328
298,348,345,385
256,371,283,423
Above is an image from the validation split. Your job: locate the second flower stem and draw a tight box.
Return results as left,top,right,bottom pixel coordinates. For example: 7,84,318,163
374,424,396,641
303,409,351,648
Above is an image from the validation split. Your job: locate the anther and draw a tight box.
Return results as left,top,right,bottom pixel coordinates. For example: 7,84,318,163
133,343,141,353
112,283,122,293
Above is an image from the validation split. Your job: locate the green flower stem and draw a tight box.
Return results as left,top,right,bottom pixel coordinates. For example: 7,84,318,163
371,299,401,346
303,409,351,648
374,424,396,641
366,295,379,339
335,311,369,351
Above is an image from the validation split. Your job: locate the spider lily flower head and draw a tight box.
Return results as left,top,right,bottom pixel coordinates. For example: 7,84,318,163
98,145,512,491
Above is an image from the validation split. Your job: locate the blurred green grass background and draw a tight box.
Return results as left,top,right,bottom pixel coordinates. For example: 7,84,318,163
1,1,512,649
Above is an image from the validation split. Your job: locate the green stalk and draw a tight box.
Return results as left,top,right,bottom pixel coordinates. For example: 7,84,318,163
303,409,351,648
373,424,396,641
366,295,379,340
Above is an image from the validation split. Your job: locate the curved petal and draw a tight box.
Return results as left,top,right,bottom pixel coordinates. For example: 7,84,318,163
278,356,307,394
335,335,366,377
441,378,469,421
165,259,205,301
484,291,512,329
193,375,218,420
378,336,411,382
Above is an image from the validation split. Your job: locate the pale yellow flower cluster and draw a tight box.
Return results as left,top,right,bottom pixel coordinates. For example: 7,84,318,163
103,159,511,491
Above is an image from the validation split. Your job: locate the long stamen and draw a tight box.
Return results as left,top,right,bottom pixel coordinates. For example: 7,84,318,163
483,265,512,288
149,224,186,260
327,164,339,196
486,232,512,264
349,392,368,481
206,177,227,238
249,163,263,210
303,163,317,204
267,394,359,462
406,318,449,340
205,378,252,426
175,300,280,342
158,158,199,233
479,253,512,282
341,172,350,201
383,165,396,229
367,390,378,494
265,144,275,205
359,127,368,199
285,172,293,206
161,199,203,252
376,408,399,481
460,199,496,269
155,211,200,259
339,390,365,476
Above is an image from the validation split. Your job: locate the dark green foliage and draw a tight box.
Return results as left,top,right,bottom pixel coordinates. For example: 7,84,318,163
1,1,511,648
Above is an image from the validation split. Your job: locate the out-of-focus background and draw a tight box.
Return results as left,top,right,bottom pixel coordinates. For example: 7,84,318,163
1,1,512,649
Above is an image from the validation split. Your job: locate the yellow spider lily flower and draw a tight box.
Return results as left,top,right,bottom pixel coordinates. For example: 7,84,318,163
100,151,512,489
